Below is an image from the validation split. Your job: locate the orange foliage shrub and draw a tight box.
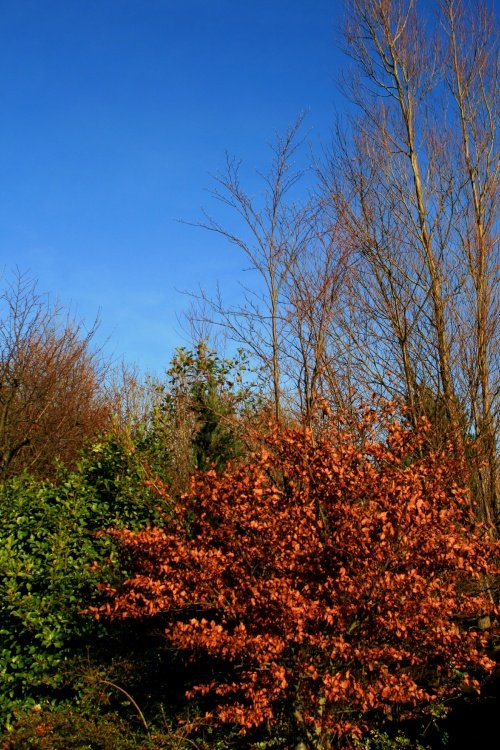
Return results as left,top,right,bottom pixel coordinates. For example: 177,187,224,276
95,409,499,748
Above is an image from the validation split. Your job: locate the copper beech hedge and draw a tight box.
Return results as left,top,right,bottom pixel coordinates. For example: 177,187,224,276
93,408,499,748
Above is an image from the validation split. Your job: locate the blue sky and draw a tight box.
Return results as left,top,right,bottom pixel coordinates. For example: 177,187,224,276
1,0,347,374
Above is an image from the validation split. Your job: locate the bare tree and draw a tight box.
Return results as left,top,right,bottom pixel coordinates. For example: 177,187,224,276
442,0,499,524
322,0,499,524
183,1,497,525
321,122,430,421
190,117,309,423
283,205,350,430
340,0,461,440
0,271,112,479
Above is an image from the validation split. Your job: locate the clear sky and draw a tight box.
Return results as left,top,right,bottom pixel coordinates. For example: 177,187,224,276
1,0,347,374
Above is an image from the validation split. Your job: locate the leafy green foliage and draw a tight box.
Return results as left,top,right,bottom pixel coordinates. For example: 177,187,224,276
76,437,168,532
354,729,433,750
1,705,143,750
0,436,168,726
0,474,103,722
137,342,259,487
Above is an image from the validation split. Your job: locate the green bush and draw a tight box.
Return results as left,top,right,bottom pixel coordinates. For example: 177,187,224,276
76,436,169,531
0,436,169,726
134,343,260,492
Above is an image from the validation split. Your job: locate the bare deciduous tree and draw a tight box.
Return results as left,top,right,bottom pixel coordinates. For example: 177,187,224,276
443,0,499,525
323,0,498,524
0,271,112,479
189,117,309,424
185,0,497,526
283,206,350,430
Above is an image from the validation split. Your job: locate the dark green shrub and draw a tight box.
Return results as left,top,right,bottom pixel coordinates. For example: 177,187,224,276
0,436,169,726
137,342,259,487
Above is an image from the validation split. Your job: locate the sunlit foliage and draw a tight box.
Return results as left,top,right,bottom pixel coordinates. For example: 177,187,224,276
96,408,499,748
